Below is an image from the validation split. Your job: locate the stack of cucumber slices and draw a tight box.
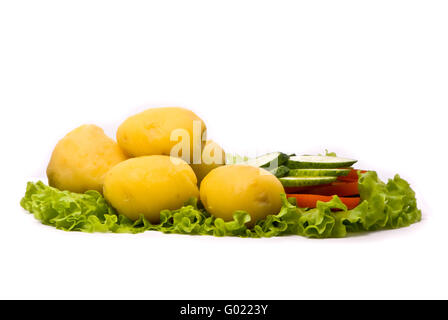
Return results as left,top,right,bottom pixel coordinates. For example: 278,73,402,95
239,152,357,188
281,155,357,187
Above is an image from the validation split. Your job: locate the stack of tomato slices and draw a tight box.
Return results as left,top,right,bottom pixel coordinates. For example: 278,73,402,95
285,169,367,209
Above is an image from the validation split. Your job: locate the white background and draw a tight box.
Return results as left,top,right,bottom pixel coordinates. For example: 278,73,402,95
1,0,447,299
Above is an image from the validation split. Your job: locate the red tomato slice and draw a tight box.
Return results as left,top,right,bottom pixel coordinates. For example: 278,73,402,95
337,169,368,182
285,181,359,197
287,194,360,210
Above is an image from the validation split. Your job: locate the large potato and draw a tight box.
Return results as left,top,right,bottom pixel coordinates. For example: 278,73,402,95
116,107,206,162
200,165,284,225
103,155,199,222
47,124,127,193
190,140,226,184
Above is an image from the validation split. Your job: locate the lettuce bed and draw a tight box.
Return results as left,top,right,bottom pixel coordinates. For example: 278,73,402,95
20,171,421,238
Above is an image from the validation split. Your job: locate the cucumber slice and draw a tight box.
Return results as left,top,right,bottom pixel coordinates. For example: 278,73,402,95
269,165,290,178
287,155,357,169
288,168,351,177
242,152,290,168
279,176,337,187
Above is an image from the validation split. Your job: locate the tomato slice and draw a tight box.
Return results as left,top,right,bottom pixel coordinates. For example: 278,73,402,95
285,181,359,197
287,194,360,210
337,169,368,182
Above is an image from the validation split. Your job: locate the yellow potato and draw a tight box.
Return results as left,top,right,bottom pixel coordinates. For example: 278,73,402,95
190,140,226,184
116,107,206,162
47,124,127,193
103,155,199,222
200,165,284,225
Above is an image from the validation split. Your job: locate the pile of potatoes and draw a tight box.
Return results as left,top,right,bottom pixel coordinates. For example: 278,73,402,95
47,107,284,225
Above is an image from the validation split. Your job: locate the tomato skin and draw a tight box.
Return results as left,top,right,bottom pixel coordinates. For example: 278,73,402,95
287,194,360,210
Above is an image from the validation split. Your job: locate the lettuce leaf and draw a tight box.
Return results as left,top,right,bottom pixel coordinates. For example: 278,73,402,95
255,171,421,238
20,171,421,238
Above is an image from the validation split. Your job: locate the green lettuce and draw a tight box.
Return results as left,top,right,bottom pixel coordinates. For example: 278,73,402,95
20,171,421,238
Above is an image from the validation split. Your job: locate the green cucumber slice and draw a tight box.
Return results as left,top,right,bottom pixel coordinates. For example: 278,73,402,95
279,176,337,187
287,155,357,169
242,152,290,168
268,165,290,178
288,168,351,177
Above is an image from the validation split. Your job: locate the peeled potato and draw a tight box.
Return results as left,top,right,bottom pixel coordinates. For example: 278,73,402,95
200,165,284,225
103,155,199,223
116,107,206,163
46,124,127,193
190,140,226,184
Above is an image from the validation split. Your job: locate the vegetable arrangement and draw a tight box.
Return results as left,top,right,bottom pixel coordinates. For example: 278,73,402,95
21,170,421,238
20,107,422,238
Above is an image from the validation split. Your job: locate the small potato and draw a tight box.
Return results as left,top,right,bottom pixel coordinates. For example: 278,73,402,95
190,140,226,184
47,124,127,193
200,165,284,225
116,107,206,162
103,155,199,222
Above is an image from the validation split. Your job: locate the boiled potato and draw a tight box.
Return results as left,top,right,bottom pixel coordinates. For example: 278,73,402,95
190,140,226,184
47,124,127,193
116,107,206,162
200,165,284,225
103,155,199,222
